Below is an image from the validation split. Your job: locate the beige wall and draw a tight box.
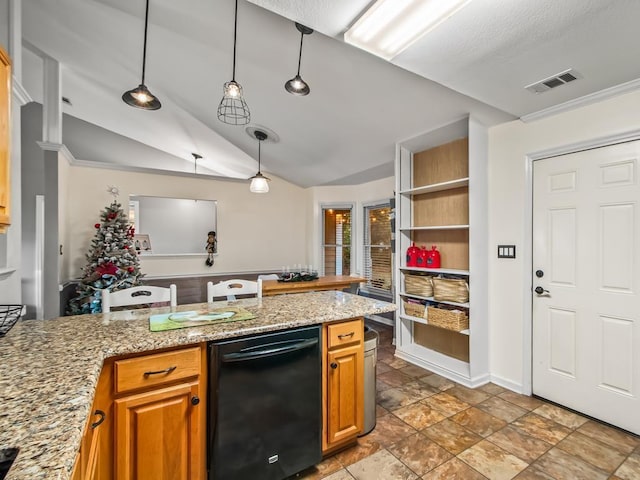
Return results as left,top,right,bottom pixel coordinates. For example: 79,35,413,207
488,89,640,391
65,165,308,279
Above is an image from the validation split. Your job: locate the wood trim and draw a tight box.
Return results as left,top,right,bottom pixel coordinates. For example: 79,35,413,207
0,46,12,233
261,276,366,296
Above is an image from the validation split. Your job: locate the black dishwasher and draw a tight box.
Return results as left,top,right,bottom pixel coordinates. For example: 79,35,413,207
208,325,322,480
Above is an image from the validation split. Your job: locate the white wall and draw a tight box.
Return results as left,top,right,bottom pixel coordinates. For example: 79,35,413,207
307,176,395,278
65,165,309,279
488,89,640,391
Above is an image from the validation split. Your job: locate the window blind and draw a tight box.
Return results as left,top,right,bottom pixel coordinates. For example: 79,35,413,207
363,203,392,295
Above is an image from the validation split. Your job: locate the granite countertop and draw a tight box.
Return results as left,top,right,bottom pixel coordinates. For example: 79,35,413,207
0,290,396,479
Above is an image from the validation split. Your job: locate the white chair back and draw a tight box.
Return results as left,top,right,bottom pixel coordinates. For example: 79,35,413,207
102,284,177,313
207,279,262,302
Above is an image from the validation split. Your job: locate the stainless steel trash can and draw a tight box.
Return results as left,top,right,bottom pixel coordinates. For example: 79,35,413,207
360,325,379,436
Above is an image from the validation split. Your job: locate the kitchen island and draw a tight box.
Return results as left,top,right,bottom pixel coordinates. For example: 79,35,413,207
0,291,395,479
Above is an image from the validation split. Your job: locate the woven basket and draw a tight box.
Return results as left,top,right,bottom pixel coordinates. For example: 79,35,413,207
427,306,469,332
403,300,426,318
432,277,469,303
404,275,433,297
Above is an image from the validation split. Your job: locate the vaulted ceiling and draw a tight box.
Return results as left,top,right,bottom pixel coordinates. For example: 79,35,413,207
21,0,640,187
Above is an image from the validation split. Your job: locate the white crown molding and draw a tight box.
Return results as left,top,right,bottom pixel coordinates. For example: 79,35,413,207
520,78,640,123
36,142,76,165
12,76,33,106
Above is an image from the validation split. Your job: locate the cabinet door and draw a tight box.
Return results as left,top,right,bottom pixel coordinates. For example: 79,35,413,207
81,409,108,480
326,344,364,448
0,47,11,232
115,381,203,480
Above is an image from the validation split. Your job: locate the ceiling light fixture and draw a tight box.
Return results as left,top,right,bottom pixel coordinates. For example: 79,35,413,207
122,0,161,110
284,23,314,96
217,0,250,125
249,130,270,193
345,0,473,60
192,153,202,174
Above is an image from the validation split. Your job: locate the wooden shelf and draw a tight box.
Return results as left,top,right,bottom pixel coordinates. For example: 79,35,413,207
399,291,469,308
399,177,469,196
400,266,469,276
398,314,470,335
400,225,469,231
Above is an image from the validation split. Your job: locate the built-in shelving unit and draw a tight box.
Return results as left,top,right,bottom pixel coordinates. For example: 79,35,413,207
394,117,489,387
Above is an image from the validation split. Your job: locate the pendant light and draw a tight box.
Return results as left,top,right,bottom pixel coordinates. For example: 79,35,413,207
249,130,270,193
284,23,313,96
122,0,161,110
192,153,202,174
217,0,250,125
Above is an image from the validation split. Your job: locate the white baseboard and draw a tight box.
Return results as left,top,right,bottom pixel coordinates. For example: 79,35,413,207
490,374,525,394
395,349,490,388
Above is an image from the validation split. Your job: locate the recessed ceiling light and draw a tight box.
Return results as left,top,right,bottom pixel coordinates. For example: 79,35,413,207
345,0,473,60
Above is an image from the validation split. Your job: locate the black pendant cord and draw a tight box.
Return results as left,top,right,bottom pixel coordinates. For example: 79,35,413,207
232,0,238,82
296,32,304,76
257,140,262,173
141,0,150,85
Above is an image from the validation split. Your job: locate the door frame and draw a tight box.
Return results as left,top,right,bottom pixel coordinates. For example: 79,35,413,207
521,128,640,396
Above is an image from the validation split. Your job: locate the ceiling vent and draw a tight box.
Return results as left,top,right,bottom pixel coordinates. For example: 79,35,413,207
525,69,581,94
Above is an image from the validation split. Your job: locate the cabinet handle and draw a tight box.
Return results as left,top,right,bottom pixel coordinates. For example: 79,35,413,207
330,362,338,369
191,395,200,406
91,410,106,429
143,365,177,377
337,332,354,339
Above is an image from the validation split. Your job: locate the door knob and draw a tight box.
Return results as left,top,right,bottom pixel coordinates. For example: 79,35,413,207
534,286,549,295
535,270,544,278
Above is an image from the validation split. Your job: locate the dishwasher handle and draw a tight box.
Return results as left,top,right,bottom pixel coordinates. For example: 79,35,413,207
221,338,318,363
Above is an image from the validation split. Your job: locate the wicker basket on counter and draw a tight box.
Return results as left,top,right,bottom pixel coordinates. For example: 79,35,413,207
402,299,426,318
432,277,469,303
404,274,433,297
427,306,469,332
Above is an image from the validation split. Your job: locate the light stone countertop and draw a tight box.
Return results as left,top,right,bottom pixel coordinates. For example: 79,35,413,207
0,290,396,479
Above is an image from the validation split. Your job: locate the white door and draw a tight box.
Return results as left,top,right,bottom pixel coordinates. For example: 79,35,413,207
532,140,640,435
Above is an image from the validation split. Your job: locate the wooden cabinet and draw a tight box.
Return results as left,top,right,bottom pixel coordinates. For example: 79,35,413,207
72,344,206,480
395,117,489,387
115,381,203,480
0,46,11,233
322,317,364,454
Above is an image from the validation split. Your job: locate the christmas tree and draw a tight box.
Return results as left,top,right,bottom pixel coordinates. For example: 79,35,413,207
67,195,143,315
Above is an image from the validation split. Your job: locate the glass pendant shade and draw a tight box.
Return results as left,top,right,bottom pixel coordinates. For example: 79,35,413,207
249,130,270,193
122,0,161,110
285,23,313,96
249,173,270,193
218,0,250,125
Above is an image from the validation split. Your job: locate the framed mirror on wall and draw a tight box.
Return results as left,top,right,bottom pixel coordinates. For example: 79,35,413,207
129,195,217,256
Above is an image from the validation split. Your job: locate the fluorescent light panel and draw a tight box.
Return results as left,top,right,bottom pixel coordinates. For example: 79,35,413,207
345,0,473,60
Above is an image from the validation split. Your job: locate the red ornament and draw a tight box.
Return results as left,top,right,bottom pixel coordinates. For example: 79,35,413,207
128,266,135,273
94,223,101,229
124,245,129,249
108,212,117,220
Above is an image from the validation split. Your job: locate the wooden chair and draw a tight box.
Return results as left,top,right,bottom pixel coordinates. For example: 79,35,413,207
207,279,262,301
101,284,177,313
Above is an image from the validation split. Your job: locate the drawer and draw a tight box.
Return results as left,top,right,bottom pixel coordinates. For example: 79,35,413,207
114,347,201,394
327,319,363,349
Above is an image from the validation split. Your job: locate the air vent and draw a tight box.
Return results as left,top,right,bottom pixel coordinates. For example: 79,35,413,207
525,69,581,94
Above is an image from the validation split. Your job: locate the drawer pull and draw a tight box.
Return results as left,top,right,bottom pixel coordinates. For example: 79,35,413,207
91,410,106,429
330,362,338,369
337,332,355,339
143,365,177,377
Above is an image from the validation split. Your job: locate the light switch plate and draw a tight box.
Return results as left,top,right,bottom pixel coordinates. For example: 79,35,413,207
497,245,516,259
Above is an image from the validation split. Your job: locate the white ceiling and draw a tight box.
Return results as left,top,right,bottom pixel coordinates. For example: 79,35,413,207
21,0,640,187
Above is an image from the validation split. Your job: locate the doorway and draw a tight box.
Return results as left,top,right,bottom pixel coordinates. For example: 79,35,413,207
531,139,640,435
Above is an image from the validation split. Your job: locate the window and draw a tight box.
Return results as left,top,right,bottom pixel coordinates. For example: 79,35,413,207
322,206,352,276
363,203,392,295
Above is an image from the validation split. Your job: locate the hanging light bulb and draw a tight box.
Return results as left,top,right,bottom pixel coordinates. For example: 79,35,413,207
122,0,161,110
249,130,270,193
284,23,314,96
218,0,250,125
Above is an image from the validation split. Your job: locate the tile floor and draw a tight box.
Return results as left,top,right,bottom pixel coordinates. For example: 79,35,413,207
295,322,640,480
